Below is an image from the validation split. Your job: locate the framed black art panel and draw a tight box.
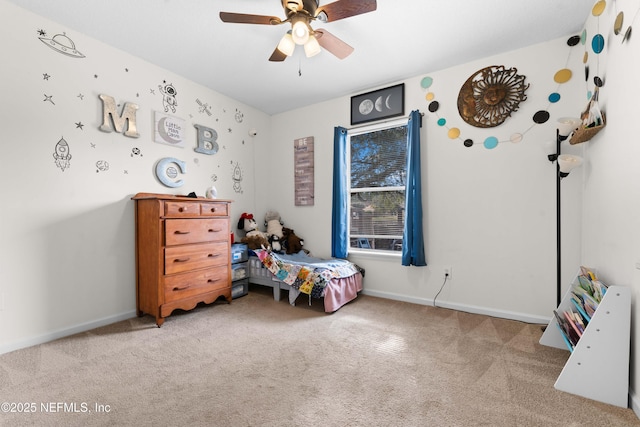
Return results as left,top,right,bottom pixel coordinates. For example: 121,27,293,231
351,83,404,125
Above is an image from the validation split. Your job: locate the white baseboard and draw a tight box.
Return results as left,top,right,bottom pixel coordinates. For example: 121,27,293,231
0,310,137,355
361,289,551,324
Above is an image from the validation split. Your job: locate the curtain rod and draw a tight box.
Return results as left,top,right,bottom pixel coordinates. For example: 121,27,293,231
346,112,424,131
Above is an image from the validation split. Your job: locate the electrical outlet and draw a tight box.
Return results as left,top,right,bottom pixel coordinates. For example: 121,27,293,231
443,266,452,280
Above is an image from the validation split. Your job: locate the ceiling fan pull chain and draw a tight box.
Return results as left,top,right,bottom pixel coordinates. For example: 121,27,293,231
299,59,302,77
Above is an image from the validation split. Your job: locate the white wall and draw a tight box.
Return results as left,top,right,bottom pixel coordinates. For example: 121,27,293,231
0,1,270,353
268,39,585,323
580,0,640,411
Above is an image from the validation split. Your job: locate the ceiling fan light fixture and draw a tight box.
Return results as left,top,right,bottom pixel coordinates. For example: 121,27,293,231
304,35,321,57
277,31,295,56
285,0,304,12
291,18,310,45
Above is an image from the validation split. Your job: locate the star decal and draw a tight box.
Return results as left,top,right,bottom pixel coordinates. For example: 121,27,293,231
43,94,55,105
37,29,46,36
43,73,50,80
77,93,84,100
75,122,84,130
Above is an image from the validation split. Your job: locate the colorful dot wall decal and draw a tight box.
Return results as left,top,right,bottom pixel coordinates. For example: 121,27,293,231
421,76,433,89
592,0,606,16
510,133,523,143
554,69,572,83
592,34,605,53
420,36,581,150
484,136,498,149
420,0,617,152
533,110,550,124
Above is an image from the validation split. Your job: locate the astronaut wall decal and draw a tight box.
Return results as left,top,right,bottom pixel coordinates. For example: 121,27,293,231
159,81,178,113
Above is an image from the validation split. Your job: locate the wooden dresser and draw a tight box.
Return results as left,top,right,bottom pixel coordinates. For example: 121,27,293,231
132,193,232,326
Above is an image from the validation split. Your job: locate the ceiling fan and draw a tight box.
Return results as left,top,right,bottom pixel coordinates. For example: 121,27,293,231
219,0,377,62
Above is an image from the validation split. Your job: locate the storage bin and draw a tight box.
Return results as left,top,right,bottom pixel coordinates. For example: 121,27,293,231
232,278,249,299
232,262,248,281
231,243,248,264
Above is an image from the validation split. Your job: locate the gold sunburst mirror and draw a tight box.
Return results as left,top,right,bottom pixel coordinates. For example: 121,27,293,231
457,65,529,128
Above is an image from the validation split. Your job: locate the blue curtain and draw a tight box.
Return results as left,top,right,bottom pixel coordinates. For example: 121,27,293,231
402,110,427,266
331,126,348,258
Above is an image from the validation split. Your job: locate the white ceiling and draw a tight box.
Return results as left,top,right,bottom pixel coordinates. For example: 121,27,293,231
8,0,593,115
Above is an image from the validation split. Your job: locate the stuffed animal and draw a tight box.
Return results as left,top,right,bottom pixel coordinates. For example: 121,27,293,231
269,235,282,253
237,212,269,250
264,210,284,239
282,227,304,254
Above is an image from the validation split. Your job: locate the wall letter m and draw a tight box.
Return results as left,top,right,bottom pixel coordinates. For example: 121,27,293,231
99,94,140,138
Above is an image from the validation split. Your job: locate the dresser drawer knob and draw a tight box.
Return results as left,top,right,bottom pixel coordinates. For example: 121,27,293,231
208,228,222,233
172,285,190,291
174,257,191,263
174,230,190,235
178,207,184,212
207,254,220,258
210,207,216,212
207,278,220,283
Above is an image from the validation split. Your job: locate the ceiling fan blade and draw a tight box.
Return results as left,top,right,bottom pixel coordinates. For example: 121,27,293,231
316,0,376,22
219,12,282,25
314,29,354,59
269,47,288,62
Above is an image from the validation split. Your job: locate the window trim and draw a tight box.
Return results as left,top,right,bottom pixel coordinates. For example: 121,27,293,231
347,117,408,256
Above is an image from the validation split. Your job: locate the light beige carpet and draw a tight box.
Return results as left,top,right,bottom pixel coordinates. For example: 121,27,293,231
0,284,638,427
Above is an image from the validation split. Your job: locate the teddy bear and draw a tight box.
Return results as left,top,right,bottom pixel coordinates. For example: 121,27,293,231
281,227,304,254
237,212,269,250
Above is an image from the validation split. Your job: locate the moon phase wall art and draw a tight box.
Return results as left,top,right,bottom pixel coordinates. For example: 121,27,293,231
351,83,404,125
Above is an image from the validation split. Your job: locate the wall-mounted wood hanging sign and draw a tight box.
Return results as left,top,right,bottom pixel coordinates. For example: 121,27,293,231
294,137,314,206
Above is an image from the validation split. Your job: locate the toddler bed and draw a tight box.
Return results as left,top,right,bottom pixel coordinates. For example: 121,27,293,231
248,249,363,312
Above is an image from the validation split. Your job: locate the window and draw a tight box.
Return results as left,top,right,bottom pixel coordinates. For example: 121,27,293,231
348,119,407,253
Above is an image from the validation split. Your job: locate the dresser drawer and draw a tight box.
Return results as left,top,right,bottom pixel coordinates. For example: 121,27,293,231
163,266,229,303
164,201,200,217
165,218,229,246
165,242,229,275
200,202,229,217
